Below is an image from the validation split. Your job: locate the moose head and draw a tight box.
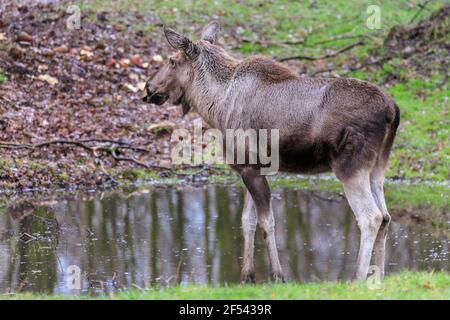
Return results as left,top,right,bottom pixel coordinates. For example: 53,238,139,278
142,22,221,116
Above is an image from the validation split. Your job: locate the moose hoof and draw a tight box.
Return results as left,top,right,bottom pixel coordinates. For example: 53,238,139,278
241,270,256,284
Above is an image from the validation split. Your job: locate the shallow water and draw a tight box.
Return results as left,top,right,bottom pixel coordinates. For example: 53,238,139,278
0,185,448,295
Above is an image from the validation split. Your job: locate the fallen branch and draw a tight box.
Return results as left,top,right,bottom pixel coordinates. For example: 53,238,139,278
278,41,365,62
79,138,149,152
0,139,159,182
310,34,368,46
0,139,149,152
0,139,93,151
237,37,306,49
109,148,157,169
310,67,337,77
96,157,120,184
0,139,230,179
410,0,433,24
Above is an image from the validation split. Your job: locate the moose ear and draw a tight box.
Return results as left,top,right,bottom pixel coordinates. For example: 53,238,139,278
163,26,187,49
163,26,198,59
201,22,220,44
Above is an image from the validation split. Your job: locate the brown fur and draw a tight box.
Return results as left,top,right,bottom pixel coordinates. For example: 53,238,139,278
143,24,400,184
235,56,299,83
143,23,401,282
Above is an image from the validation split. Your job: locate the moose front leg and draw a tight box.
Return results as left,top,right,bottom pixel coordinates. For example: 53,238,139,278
240,167,284,283
241,190,257,283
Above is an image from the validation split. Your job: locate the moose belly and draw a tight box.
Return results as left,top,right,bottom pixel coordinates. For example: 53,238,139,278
278,141,332,174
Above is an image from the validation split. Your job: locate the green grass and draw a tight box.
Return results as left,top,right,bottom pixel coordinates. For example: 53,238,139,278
269,175,449,209
0,72,6,84
3,272,449,300
387,82,449,181
80,0,444,57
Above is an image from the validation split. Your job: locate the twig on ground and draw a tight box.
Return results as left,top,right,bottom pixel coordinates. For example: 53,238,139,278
79,139,149,152
311,34,368,46
109,149,152,169
236,37,306,49
0,139,231,179
410,0,433,24
0,139,154,183
278,41,365,62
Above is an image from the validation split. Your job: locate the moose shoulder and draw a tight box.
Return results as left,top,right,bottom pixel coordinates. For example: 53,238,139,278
143,22,400,283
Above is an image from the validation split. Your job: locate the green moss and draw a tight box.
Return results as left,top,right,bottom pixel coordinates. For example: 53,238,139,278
58,172,70,180
0,72,6,84
0,159,9,169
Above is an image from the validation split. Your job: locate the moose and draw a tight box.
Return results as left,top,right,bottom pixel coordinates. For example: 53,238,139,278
142,22,400,283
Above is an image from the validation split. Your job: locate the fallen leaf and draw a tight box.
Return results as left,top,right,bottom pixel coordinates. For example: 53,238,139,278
130,54,142,66
152,54,163,62
124,83,138,93
80,49,94,58
37,65,48,72
82,45,94,52
53,45,69,53
16,31,32,42
8,47,24,60
114,23,125,32
129,73,139,81
95,42,106,50
40,48,55,57
37,74,59,85
0,33,7,41
137,82,146,91
105,58,116,67
119,58,130,68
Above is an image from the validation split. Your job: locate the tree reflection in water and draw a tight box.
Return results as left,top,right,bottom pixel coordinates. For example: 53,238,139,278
0,186,448,294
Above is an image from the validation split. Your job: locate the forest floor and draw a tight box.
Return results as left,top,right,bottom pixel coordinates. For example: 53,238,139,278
0,0,448,193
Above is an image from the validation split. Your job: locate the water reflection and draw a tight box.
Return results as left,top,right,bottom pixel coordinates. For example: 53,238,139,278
0,185,448,294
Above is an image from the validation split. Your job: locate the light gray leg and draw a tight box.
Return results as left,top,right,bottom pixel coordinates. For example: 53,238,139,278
241,189,257,283
258,201,284,282
370,167,391,278
240,167,284,282
342,170,383,280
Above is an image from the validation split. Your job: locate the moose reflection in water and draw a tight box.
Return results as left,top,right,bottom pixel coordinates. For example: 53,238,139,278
0,185,448,294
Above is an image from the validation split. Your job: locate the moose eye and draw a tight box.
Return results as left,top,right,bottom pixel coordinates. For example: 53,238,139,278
169,58,175,67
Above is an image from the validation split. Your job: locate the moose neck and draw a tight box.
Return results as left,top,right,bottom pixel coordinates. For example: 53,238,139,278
184,48,239,129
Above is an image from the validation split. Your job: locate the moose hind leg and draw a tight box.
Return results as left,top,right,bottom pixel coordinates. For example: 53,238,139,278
341,170,383,280
241,189,257,283
370,166,391,278
240,167,284,282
